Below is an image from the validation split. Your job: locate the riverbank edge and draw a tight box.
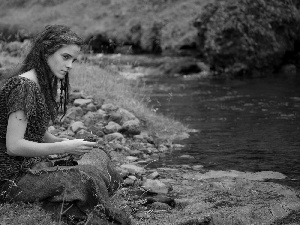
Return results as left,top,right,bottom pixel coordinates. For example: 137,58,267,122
1,51,300,225
1,82,299,225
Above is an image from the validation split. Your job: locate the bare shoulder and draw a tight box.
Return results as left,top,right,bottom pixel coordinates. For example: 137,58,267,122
19,70,38,84
9,110,27,121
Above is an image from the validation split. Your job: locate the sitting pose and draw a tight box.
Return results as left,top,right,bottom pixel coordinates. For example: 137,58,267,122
0,25,131,224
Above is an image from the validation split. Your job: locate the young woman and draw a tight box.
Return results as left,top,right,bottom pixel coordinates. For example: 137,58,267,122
0,24,96,182
0,25,130,224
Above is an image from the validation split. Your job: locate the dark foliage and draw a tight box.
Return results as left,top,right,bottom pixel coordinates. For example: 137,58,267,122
194,0,300,78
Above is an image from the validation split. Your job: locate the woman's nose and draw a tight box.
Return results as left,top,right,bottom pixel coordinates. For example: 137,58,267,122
66,60,73,70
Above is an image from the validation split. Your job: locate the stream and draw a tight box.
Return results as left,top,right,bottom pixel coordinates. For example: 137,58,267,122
143,74,300,190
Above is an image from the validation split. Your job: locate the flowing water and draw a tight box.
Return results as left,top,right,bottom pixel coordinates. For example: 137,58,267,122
144,74,300,190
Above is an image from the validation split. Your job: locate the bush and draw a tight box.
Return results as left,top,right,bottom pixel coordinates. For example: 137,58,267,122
194,0,300,78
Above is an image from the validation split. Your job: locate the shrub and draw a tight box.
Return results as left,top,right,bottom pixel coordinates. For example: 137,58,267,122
194,0,300,78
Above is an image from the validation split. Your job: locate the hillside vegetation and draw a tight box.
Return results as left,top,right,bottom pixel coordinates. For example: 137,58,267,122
0,0,300,78
0,0,211,56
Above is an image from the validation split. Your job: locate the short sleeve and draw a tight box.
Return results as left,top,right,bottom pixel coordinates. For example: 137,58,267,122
7,79,37,119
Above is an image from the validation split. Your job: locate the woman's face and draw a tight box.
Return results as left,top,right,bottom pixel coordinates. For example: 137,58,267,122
47,44,80,79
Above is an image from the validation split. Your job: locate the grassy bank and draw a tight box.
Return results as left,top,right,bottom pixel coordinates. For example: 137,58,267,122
71,60,189,140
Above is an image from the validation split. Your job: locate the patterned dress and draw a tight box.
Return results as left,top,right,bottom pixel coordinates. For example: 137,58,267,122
0,76,50,182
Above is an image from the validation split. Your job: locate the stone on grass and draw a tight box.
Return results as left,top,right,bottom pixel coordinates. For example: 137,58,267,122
123,177,136,186
86,103,97,112
66,107,84,119
105,132,124,142
75,129,93,139
87,125,105,137
135,212,151,219
82,111,98,120
73,98,93,107
139,148,153,154
142,179,170,194
96,109,106,117
126,156,139,162
175,198,192,208
158,145,169,152
48,126,59,135
126,149,142,157
59,130,75,137
121,119,141,135
104,121,122,134
101,103,118,112
120,164,146,175
133,135,146,142
128,175,137,181
147,171,159,179
69,90,85,102
150,202,172,210
108,111,123,124
69,121,85,133
118,108,137,124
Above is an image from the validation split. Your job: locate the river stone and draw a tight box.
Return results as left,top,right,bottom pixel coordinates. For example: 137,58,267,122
179,154,195,159
192,165,204,171
121,119,141,135
125,149,142,157
69,90,85,102
105,133,124,142
104,121,122,134
147,171,159,179
123,177,136,186
83,111,100,121
183,170,287,181
73,98,93,107
66,107,83,119
87,125,105,137
96,109,106,117
69,121,86,133
108,111,123,124
48,126,58,134
86,103,97,112
126,156,139,162
59,130,75,137
118,108,137,124
139,148,152,154
75,129,92,139
120,164,146,175
132,135,145,142
101,103,118,112
172,144,185,150
158,145,169,152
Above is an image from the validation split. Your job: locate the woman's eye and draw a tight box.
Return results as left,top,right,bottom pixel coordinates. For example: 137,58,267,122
63,55,70,60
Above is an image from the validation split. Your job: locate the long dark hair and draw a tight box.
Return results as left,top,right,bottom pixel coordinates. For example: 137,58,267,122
9,25,83,121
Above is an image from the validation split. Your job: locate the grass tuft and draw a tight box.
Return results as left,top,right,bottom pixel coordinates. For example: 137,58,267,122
0,202,59,225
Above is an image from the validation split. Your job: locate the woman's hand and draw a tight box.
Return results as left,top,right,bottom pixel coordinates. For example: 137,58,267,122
62,139,97,155
7,111,97,157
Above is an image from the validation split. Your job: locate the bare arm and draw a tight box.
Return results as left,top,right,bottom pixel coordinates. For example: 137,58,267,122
43,130,68,143
6,110,96,157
